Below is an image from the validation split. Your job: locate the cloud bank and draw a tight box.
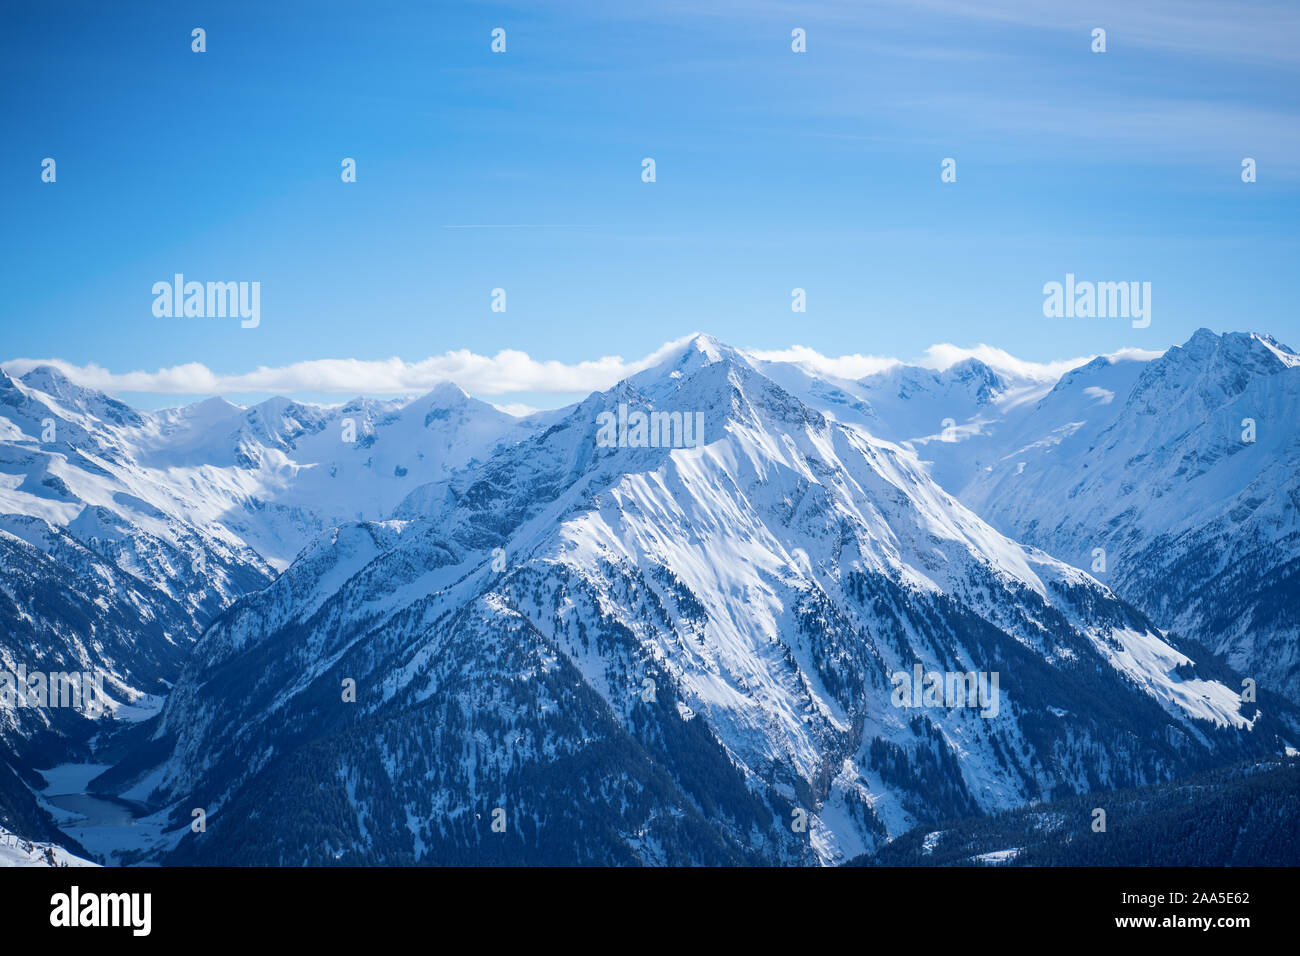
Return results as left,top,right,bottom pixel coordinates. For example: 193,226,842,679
2,336,1164,403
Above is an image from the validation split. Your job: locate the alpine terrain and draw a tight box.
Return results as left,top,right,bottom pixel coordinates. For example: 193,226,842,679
0,330,1295,866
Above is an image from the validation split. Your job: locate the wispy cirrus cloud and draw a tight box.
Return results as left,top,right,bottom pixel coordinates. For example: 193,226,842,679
566,0,1300,67
874,0,1300,67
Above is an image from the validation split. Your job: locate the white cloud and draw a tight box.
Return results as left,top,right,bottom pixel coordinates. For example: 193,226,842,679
490,402,543,418
747,341,1164,385
743,345,903,380
2,339,694,398
919,343,1090,382
2,335,1165,402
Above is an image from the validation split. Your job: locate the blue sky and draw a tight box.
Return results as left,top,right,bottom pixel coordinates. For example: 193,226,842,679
2,0,1297,408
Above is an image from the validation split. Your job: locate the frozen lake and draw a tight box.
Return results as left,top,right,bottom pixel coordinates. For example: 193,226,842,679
38,762,175,864
44,792,138,827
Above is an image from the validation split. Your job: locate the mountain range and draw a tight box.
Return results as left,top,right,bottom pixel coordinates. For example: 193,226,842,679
0,329,1295,865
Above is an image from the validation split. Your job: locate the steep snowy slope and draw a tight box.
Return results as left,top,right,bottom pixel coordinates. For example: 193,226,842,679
2,366,548,567
0,366,548,839
750,347,1136,494
954,330,1300,704
0,368,276,614
0,521,198,761
135,336,1287,866
0,823,96,867
0,369,278,782
760,330,1299,708
132,383,548,568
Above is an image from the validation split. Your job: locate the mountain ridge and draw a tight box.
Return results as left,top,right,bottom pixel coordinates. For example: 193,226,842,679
0,328,1295,865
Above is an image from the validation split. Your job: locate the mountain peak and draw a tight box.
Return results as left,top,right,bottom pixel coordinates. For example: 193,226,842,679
627,332,750,391
942,357,1008,397
418,381,470,405
193,395,241,413
1172,328,1300,372
682,331,727,360
19,363,79,397
14,363,144,427
1247,331,1300,368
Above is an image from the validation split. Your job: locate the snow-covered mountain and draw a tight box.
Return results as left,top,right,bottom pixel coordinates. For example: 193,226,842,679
0,367,546,773
115,335,1288,865
750,344,1106,493
757,330,1300,708
0,823,96,868
133,382,550,568
0,368,274,617
956,331,1300,706
2,330,1295,866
